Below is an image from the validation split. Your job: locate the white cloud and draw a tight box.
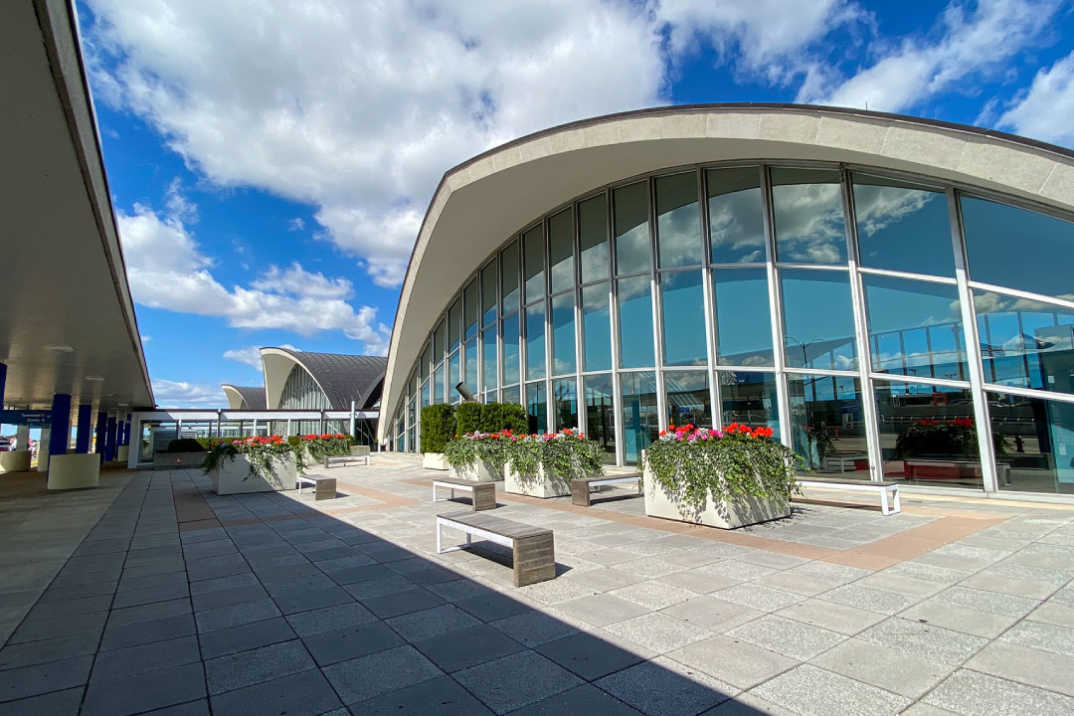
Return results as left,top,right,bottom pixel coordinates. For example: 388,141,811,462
82,0,668,288
802,0,1061,112
116,189,391,354
997,51,1074,147
288,217,305,232
140,334,151,343
223,343,298,371
152,379,225,407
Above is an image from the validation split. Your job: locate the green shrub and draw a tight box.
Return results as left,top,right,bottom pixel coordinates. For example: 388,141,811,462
166,438,206,453
420,404,456,453
480,402,527,434
455,402,484,435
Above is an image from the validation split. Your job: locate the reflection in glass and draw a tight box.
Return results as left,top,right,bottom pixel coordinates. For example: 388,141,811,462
771,167,847,265
464,338,477,394
549,209,574,294
788,374,868,478
501,241,520,315
664,371,710,427
863,275,966,380
525,301,546,380
582,283,611,371
617,276,655,369
448,300,461,350
620,371,658,464
501,313,519,386
660,271,707,366
781,269,857,370
707,166,765,264
714,268,773,366
552,378,578,431
481,328,497,391
433,321,444,358
526,382,547,434
551,293,576,375
420,345,430,380
464,280,478,340
448,351,460,403
434,363,445,404
719,371,780,439
988,391,1074,494
523,225,545,304
584,373,616,463
481,261,497,326
421,380,430,408
962,196,1074,300
502,384,520,406
874,381,980,487
579,194,609,284
975,290,1074,396
656,172,702,267
614,182,651,275
852,174,953,275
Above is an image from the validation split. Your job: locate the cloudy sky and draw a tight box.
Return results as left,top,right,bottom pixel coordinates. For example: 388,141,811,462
77,0,1074,406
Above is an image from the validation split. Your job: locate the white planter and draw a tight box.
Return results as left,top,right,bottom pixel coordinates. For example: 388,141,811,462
642,462,789,529
0,451,32,473
448,458,498,482
504,461,590,498
116,446,129,463
422,452,450,470
211,453,297,495
47,453,100,490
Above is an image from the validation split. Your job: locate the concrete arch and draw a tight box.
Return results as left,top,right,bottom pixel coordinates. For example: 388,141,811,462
379,103,1074,441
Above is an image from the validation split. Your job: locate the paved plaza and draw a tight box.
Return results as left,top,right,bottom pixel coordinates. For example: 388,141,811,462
1,456,1073,714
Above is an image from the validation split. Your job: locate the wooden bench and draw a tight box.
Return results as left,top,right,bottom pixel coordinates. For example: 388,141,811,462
571,473,642,506
436,511,555,587
903,459,1011,486
297,474,337,500
323,446,371,469
823,454,868,473
432,478,497,511
797,477,901,515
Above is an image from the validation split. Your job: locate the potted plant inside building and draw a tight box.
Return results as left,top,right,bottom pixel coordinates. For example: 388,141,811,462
503,428,602,498
152,438,207,471
643,423,796,529
420,404,455,470
203,435,301,495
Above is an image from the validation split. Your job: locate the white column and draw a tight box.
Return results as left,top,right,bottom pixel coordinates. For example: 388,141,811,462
37,427,50,472
127,414,142,469
15,425,29,452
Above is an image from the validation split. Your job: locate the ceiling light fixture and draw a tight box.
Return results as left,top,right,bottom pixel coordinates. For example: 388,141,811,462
85,376,104,382
44,345,74,352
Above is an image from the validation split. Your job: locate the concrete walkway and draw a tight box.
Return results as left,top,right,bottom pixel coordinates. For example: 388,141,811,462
0,458,1072,714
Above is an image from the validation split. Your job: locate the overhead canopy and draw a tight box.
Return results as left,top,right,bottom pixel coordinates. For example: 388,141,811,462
0,0,152,413
221,385,267,411
379,103,1074,441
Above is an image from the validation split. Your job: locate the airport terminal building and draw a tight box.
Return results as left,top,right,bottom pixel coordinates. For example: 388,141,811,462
378,105,1074,499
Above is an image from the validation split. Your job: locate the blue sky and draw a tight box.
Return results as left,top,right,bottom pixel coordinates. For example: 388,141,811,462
75,0,1074,406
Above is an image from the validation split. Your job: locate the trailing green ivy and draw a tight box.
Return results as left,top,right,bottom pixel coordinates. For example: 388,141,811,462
645,424,797,518
443,432,509,474
507,429,602,484
202,436,305,481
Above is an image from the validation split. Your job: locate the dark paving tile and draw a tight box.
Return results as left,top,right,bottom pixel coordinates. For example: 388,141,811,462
0,631,99,670
187,554,249,582
305,546,354,562
198,617,298,660
9,610,108,644
351,675,493,715
453,651,584,714
191,584,269,612
360,587,443,619
387,605,482,642
511,684,643,715
537,632,647,681
0,654,93,702
107,597,191,627
414,623,525,673
205,639,315,694
117,570,188,593
90,635,201,682
182,540,238,559
270,585,354,615
0,686,83,716
596,659,736,715
37,580,117,603
100,613,196,651
82,660,206,716
210,667,341,716
455,591,532,622
322,645,443,705
303,621,404,666
113,581,191,609
141,699,209,715
285,602,377,636
195,599,281,633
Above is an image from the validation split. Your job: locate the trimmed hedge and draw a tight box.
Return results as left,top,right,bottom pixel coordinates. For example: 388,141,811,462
455,402,484,435
479,402,527,434
420,404,456,453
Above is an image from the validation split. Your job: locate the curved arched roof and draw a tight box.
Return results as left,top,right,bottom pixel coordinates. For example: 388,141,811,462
378,102,1074,441
261,347,386,411
221,384,267,410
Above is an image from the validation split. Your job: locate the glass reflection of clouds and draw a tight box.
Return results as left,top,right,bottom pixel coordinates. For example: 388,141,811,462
974,290,1074,396
617,276,655,368
714,268,773,366
781,269,857,370
772,168,847,265
708,167,765,264
614,182,651,275
853,175,953,276
656,172,703,268
660,271,707,366
579,194,609,284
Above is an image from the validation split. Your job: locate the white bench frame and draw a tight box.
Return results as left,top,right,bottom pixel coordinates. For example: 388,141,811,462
296,474,334,496
798,480,901,515
432,479,476,502
822,454,868,473
323,454,370,468
584,475,641,490
436,514,512,554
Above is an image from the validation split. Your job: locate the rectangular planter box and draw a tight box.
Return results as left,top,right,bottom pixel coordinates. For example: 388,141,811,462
153,452,206,470
423,452,450,471
448,458,499,482
47,453,100,490
211,453,298,495
504,461,594,498
0,451,31,474
642,462,789,529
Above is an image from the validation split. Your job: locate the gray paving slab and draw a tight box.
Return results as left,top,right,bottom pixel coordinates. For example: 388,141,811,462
925,668,1074,715
302,621,404,666
349,674,493,715
0,653,92,703
81,660,206,716
210,666,342,715
194,598,281,633
536,631,646,680
0,631,100,670
660,595,765,633
197,616,297,659
387,604,482,642
752,663,910,715
205,639,315,694
604,611,712,653
726,615,846,660
811,637,953,698
90,634,201,682
100,613,196,651
0,686,84,716
858,617,989,666
555,593,650,627
595,656,737,716
284,601,377,636
968,640,1074,696
360,586,444,618
490,610,579,647
667,634,797,689
454,650,584,714
322,644,443,705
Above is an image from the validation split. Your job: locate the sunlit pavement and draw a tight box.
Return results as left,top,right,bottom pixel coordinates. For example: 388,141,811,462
1,455,1072,714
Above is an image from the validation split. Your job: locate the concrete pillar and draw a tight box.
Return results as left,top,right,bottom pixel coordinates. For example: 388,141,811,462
75,404,93,453
37,427,50,471
127,414,142,469
48,394,71,456
105,416,117,461
95,411,107,455
15,425,29,452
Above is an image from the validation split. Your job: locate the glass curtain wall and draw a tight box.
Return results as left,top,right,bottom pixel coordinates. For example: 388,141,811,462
396,160,1074,495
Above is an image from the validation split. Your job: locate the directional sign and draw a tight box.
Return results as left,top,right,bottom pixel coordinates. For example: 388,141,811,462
0,410,52,426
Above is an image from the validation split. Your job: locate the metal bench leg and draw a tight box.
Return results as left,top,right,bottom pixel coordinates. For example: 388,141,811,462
432,484,438,502
880,488,890,516
436,522,442,553
891,487,901,514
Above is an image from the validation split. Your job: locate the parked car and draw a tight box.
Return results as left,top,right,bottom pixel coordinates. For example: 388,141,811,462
0,438,11,452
